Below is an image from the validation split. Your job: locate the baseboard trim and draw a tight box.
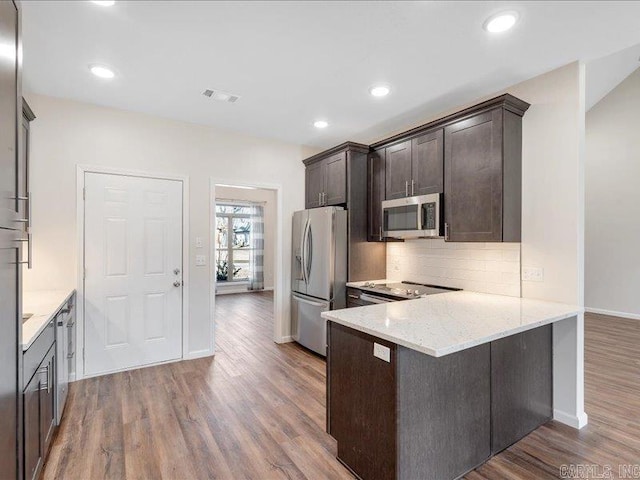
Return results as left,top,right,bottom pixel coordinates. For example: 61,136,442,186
275,335,293,344
553,409,588,429
186,349,215,360
216,287,275,295
585,307,640,321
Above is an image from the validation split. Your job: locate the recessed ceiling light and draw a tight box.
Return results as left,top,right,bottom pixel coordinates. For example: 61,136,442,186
313,120,329,129
91,0,115,6
483,11,519,33
89,64,115,79
369,85,391,97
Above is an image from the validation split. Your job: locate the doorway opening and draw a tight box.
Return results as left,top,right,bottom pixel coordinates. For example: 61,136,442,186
210,182,281,350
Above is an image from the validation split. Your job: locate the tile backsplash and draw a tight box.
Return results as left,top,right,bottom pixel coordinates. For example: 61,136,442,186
386,239,521,297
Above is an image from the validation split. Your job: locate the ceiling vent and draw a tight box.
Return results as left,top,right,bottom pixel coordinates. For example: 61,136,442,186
202,89,240,103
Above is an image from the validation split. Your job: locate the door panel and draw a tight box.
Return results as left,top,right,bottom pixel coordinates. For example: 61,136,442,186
291,210,308,295
324,153,346,205
40,347,55,455
368,149,385,241
291,293,329,356
412,129,444,196
305,161,324,208
23,374,41,480
385,141,411,200
84,173,183,376
0,1,18,229
329,322,397,480
0,228,19,479
444,110,503,242
305,208,333,300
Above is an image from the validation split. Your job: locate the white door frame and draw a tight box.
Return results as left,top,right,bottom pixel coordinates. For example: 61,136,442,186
76,165,190,380
209,178,285,349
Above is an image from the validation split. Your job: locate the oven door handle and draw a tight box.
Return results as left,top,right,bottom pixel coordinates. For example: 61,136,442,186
360,293,394,304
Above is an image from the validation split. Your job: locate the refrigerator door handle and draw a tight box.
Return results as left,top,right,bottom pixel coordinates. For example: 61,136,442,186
301,218,310,285
306,223,313,283
292,292,328,308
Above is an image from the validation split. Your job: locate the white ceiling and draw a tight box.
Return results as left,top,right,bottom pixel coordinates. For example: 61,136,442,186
22,1,640,148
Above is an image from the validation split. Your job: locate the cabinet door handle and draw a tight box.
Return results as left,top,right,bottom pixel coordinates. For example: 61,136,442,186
411,180,415,196
444,222,449,241
318,192,322,205
38,364,50,392
405,181,409,197
348,294,360,299
379,226,383,241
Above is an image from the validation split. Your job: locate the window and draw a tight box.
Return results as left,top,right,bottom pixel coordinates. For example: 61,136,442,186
215,204,253,282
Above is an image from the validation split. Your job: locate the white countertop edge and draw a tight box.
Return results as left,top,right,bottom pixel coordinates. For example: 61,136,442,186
22,289,76,351
322,299,583,358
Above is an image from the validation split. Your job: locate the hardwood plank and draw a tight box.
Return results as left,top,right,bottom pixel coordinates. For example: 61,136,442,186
42,294,640,479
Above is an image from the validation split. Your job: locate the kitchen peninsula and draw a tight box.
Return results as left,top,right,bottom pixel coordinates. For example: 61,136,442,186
322,291,582,480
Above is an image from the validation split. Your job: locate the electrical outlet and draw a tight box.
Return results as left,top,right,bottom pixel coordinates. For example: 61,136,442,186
522,266,544,282
373,343,391,362
195,255,207,267
195,237,203,248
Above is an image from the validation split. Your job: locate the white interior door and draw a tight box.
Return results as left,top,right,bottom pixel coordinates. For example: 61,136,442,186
84,172,183,376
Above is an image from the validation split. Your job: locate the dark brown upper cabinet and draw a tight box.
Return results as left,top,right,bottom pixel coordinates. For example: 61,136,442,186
368,148,385,241
444,100,528,242
305,152,346,208
305,160,325,208
324,153,347,205
384,129,444,200
371,94,529,243
412,129,444,196
302,142,386,281
385,141,412,199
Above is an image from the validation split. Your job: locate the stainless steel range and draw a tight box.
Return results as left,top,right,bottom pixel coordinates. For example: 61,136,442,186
347,281,460,306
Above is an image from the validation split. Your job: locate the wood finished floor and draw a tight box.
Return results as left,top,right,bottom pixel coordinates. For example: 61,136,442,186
42,295,640,479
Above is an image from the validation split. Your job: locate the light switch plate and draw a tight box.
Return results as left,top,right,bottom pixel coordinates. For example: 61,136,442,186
195,237,203,248
195,255,207,267
522,266,544,282
373,343,391,362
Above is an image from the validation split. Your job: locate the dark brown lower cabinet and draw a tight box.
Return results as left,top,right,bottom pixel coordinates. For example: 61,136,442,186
327,322,552,480
328,324,397,480
23,373,41,480
491,324,552,453
24,344,55,480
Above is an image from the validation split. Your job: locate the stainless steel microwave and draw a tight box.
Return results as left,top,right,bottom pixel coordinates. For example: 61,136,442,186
382,193,443,239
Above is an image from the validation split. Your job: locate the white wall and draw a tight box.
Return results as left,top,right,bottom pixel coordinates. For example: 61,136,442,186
387,240,521,297
23,93,317,360
585,67,640,319
214,185,277,291
508,62,587,429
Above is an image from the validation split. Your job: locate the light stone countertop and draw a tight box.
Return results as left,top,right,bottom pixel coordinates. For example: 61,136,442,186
322,290,583,357
22,289,76,351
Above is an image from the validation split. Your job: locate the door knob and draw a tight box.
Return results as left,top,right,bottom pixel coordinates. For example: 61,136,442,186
173,268,180,275
173,280,182,287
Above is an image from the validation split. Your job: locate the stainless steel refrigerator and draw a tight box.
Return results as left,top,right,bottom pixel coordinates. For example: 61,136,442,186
291,207,347,356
